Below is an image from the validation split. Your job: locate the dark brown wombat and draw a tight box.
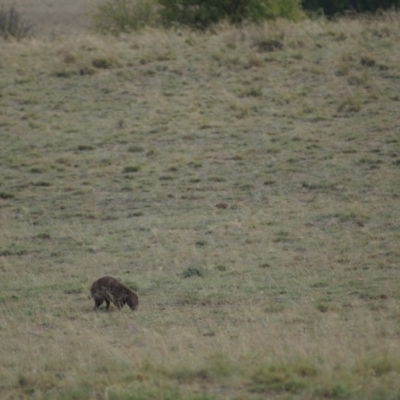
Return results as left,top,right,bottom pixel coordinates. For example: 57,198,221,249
90,276,139,311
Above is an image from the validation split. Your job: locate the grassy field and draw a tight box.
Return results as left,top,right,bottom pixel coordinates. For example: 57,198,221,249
8,0,103,36
1,5,400,399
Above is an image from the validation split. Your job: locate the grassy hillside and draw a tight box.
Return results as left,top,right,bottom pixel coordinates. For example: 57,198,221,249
1,10,400,399
9,0,103,36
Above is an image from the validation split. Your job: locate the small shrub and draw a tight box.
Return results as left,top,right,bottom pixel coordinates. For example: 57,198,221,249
93,0,159,35
255,39,284,52
361,56,376,67
128,211,144,217
0,4,33,40
52,69,75,78
0,192,14,199
182,265,206,278
338,97,361,113
272,230,292,243
123,165,141,173
32,181,51,187
240,86,263,97
265,303,285,312
316,302,329,312
315,383,350,398
128,145,145,153
77,145,94,151
36,233,51,239
92,57,116,69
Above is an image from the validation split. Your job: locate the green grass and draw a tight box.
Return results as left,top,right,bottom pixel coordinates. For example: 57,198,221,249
1,8,400,400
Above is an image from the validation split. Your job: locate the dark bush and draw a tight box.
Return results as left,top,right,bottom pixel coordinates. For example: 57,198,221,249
0,4,33,39
302,0,400,16
159,0,304,29
182,265,206,278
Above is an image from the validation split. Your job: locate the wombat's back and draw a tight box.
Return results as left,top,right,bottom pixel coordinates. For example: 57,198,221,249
91,276,121,291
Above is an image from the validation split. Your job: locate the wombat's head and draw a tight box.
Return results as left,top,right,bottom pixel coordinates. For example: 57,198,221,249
126,295,138,311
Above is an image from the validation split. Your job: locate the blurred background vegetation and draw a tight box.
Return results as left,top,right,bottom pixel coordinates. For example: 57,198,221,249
302,0,400,16
1,0,400,39
93,0,400,33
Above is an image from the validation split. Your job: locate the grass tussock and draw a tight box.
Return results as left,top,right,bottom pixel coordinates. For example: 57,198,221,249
0,8,400,399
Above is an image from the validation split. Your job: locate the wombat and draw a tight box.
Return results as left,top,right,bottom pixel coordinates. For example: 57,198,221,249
90,276,139,311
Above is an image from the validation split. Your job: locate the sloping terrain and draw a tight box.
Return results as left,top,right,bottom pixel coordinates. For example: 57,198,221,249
0,11,400,399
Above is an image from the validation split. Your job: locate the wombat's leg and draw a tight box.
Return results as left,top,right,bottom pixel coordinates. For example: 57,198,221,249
93,298,103,310
114,300,123,310
105,299,111,309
